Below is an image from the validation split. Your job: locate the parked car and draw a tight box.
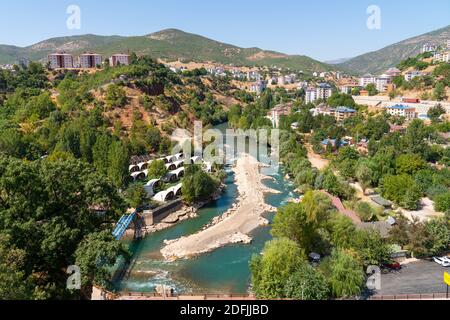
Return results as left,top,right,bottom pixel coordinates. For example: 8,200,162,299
433,257,450,267
441,256,450,264
383,262,402,271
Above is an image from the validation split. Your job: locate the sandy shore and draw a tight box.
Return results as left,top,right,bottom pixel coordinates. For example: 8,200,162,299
160,154,279,260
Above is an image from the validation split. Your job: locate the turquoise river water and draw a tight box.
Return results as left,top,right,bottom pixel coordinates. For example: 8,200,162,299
116,125,299,294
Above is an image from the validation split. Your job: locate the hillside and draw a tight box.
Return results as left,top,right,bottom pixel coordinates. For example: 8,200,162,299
0,29,333,73
339,25,450,75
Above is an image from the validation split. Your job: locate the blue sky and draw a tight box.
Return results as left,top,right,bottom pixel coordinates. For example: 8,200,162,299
1,0,449,61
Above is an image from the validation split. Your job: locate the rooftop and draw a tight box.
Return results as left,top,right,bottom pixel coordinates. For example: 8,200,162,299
386,104,415,110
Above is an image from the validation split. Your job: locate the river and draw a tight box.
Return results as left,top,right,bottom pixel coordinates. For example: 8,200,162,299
115,124,298,294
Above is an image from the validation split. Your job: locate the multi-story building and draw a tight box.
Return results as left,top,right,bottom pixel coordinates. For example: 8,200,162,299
250,80,267,94
404,70,423,81
48,53,74,69
267,103,292,128
359,74,375,87
305,87,318,104
434,51,449,63
79,53,102,68
375,74,393,92
110,54,131,67
316,83,333,100
335,107,356,122
305,83,333,104
422,43,437,53
385,105,416,120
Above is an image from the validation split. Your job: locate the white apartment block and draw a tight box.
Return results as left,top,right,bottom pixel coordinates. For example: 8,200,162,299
385,105,416,120
375,74,393,92
359,74,375,87
305,88,318,104
305,84,332,104
110,54,131,67
434,51,449,63
79,53,102,68
404,70,422,81
48,53,74,69
422,43,437,53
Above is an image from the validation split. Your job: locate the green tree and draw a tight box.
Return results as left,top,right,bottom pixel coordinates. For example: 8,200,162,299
325,249,365,298
181,165,219,204
107,140,129,189
284,264,329,300
434,192,450,213
433,82,447,101
147,160,168,179
125,184,147,209
395,154,426,175
425,217,450,255
250,238,305,299
105,84,127,108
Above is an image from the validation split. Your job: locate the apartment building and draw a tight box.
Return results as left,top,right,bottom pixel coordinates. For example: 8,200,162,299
434,51,449,63
404,70,423,81
385,105,416,120
250,80,267,94
422,43,437,53
48,53,74,69
375,74,393,92
335,107,356,122
305,83,333,104
79,53,102,68
359,74,375,87
110,54,131,67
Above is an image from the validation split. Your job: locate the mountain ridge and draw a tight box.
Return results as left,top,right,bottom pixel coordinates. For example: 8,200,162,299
0,28,333,73
339,25,450,75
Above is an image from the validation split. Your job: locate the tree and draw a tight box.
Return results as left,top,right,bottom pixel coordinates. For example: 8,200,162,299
272,192,334,252
125,184,147,209
433,82,447,101
352,230,391,266
147,160,168,179
284,264,329,300
395,154,426,175
75,231,129,295
355,161,373,194
105,84,127,108
250,238,305,299
107,140,129,189
365,83,378,96
0,157,125,299
355,202,375,222
428,104,446,122
434,192,450,213
381,175,422,210
425,217,450,255
181,165,219,204
324,249,365,298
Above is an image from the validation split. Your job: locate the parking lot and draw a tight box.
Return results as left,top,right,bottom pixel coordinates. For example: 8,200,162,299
377,260,449,295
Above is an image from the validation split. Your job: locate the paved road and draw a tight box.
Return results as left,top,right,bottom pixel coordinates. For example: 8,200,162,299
378,260,449,295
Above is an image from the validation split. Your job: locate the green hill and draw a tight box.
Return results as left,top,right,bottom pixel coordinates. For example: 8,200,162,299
338,25,450,75
0,29,333,73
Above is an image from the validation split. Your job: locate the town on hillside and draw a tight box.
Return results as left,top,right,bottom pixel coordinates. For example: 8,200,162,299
0,9,449,307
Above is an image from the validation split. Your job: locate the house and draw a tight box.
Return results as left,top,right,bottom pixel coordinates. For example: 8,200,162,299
48,52,74,69
385,104,416,120
375,74,393,92
404,70,423,81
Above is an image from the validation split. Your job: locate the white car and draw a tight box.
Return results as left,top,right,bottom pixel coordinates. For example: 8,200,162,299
434,257,450,267
441,256,450,264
